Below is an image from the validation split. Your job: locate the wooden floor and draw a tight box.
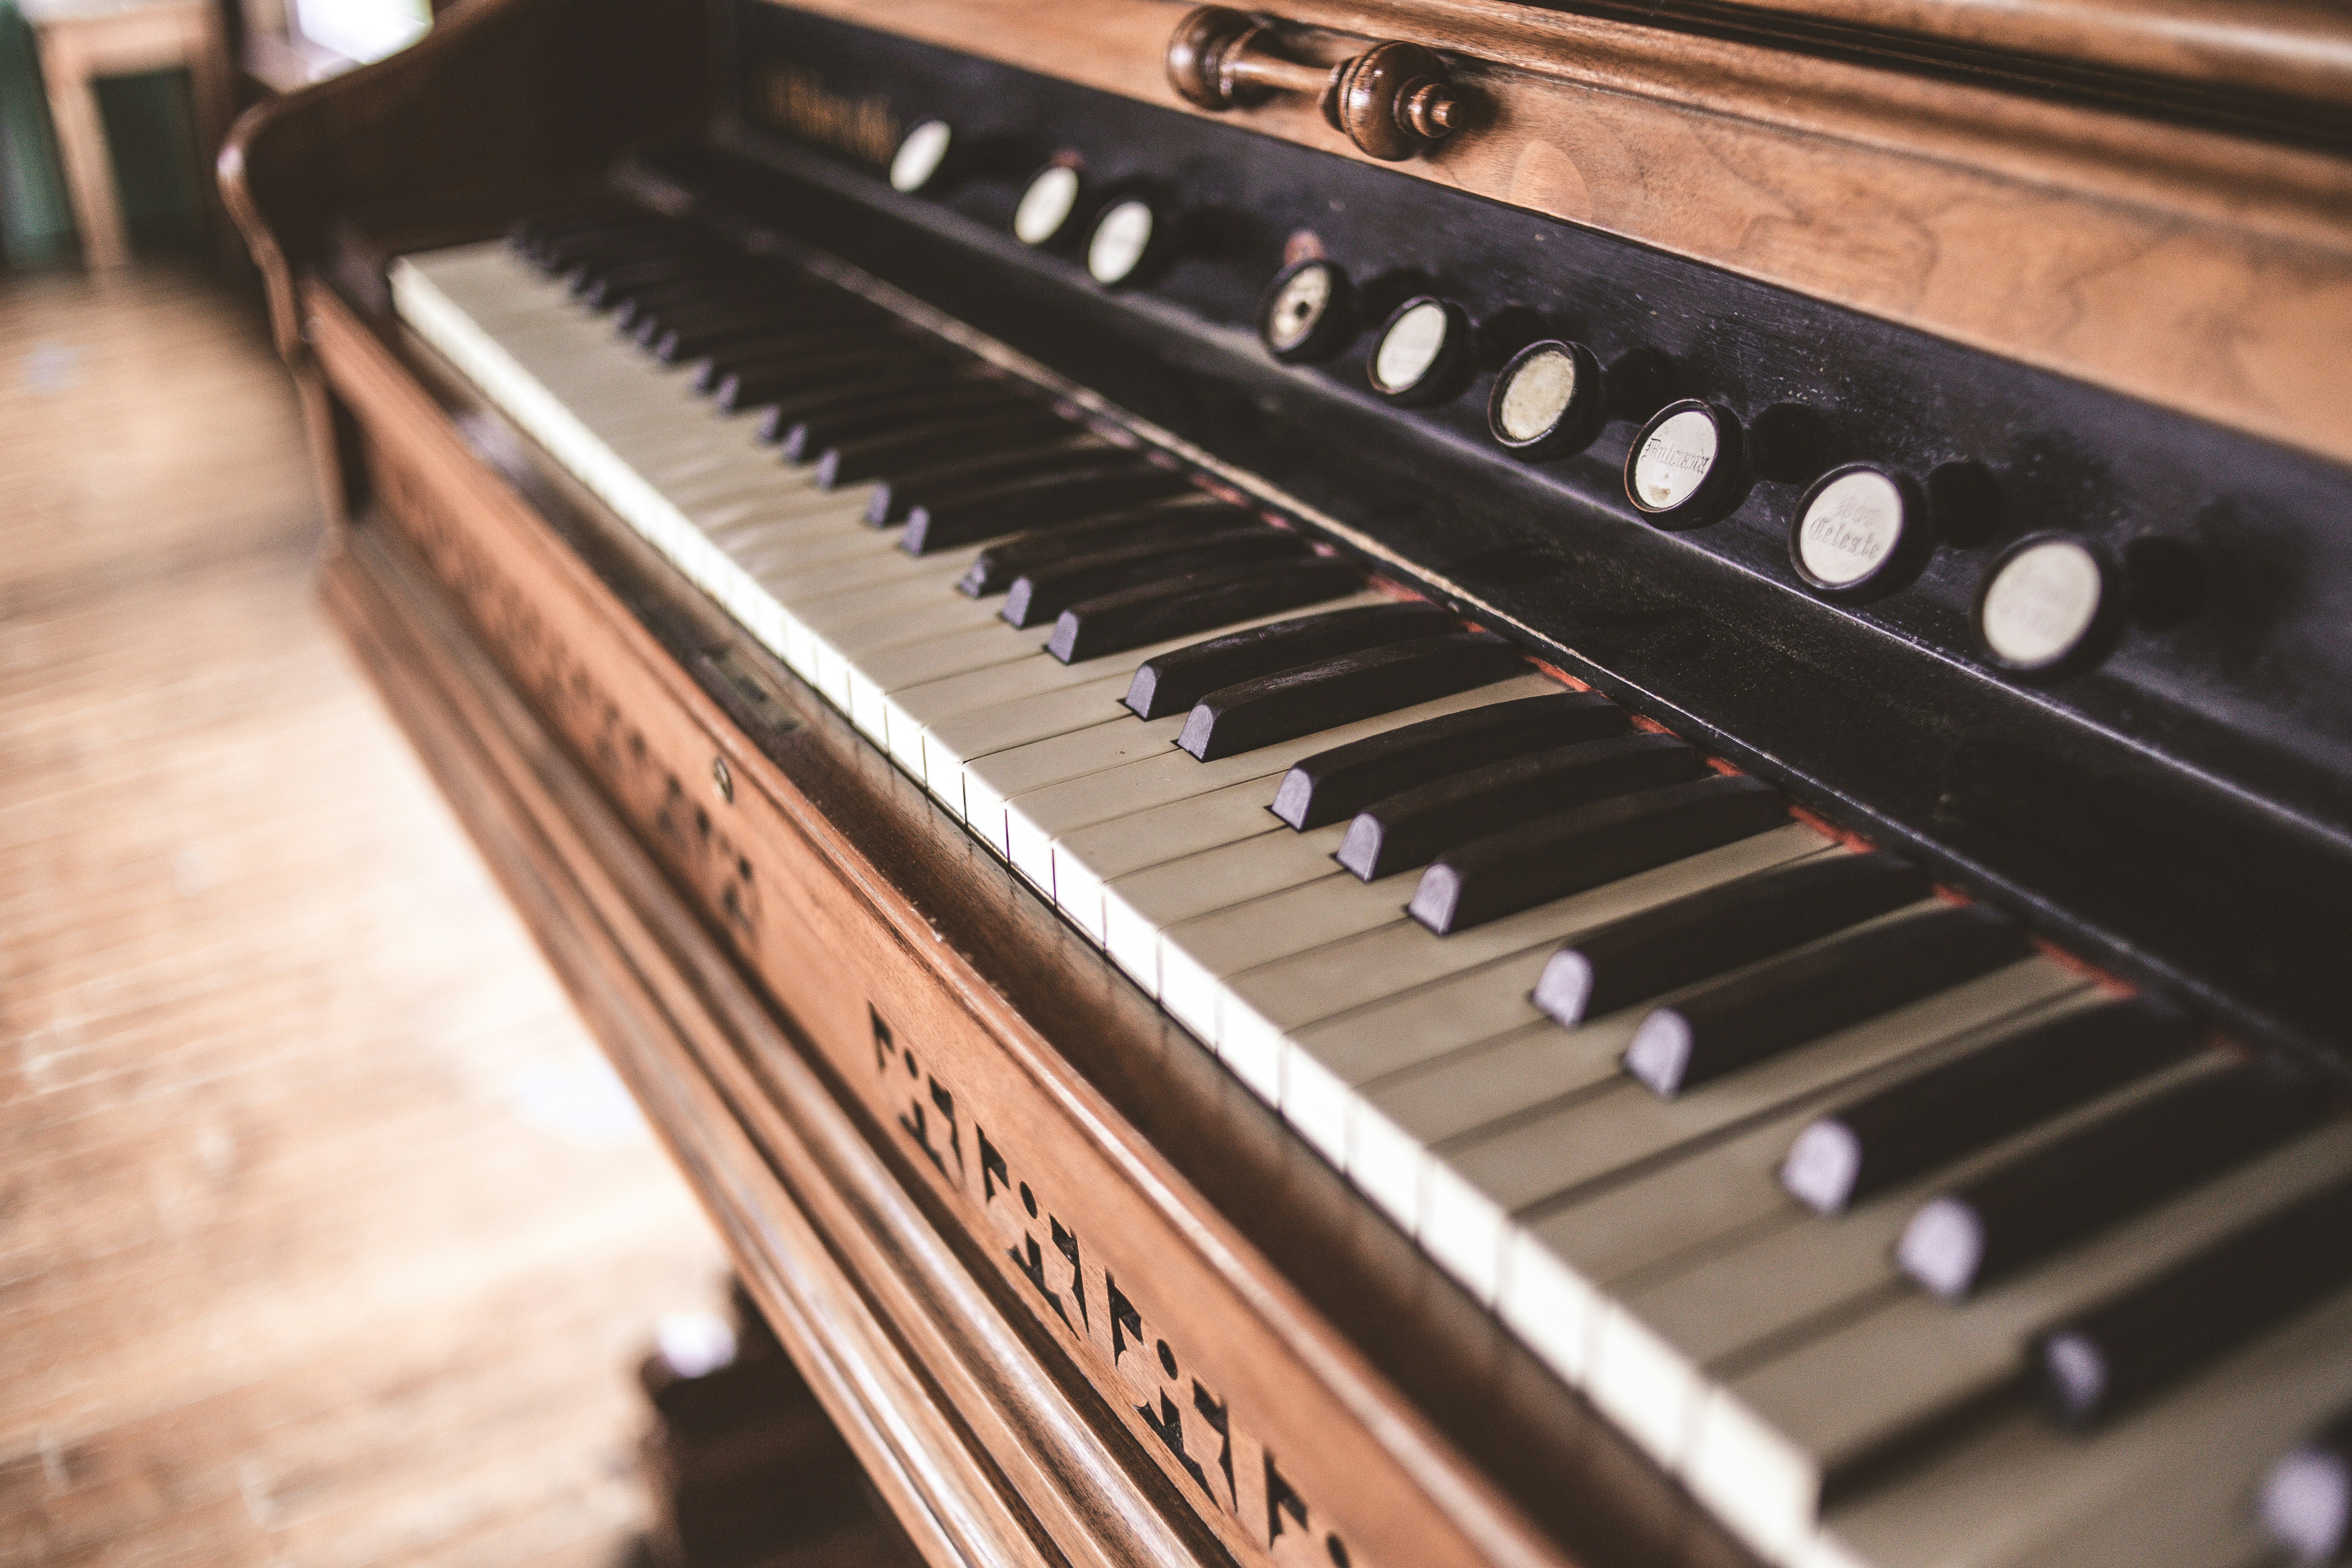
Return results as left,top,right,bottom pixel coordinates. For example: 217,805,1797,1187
0,265,726,1566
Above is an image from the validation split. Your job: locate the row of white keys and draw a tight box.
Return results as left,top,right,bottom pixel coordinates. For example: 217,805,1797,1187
397,248,860,605
397,246,1119,732
460,277,1439,793
1810,1278,2352,1568
398,243,1522,919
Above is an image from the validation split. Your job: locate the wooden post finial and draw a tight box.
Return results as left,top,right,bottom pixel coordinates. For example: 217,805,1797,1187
1166,6,1463,162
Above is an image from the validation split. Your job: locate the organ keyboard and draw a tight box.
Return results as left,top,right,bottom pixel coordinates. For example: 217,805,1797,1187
220,6,2352,1568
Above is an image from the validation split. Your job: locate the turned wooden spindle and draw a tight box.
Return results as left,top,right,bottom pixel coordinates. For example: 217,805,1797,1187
1165,6,1464,162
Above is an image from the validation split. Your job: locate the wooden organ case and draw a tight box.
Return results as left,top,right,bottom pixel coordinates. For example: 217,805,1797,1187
220,5,2352,1568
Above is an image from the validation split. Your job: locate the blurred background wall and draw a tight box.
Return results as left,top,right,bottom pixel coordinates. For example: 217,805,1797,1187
0,0,205,266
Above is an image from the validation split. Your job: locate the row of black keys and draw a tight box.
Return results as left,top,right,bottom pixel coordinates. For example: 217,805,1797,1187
517,208,1386,660
516,208,2352,1446
1268,687,2350,1434
1179,648,2352,1437
515,208,1796,931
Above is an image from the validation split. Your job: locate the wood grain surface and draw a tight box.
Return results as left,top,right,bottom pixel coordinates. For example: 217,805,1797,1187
0,265,724,1568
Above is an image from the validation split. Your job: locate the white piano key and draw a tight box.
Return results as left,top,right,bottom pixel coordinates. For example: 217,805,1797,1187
791,564,1006,639
919,671,1136,787
1690,1118,2352,1563
735,531,919,597
1050,774,1301,945
1224,827,1828,1121
1624,1051,2226,1375
1159,869,1423,1054
965,717,1194,867
693,484,872,542
703,489,878,549
880,587,1391,739
1410,961,2081,1306
1498,990,2106,1388
802,582,1007,707
1102,824,1347,992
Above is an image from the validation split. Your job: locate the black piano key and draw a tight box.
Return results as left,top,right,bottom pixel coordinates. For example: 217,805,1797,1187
511,210,648,261
868,443,1130,527
1127,601,1463,725
654,307,866,364
1176,632,1525,763
1622,903,2030,1098
1895,1060,2333,1300
1047,559,1363,664
570,254,733,303
1409,775,1790,936
959,502,1256,595
1335,730,1703,878
586,269,756,313
747,368,982,434
631,299,818,353
1271,690,1627,827
614,280,770,333
710,345,940,409
815,413,1077,489
566,242,756,286
2260,1407,2352,1565
779,385,1025,465
900,467,1197,554
686,325,897,388
592,260,763,309
579,261,743,310
1001,530,1310,627
628,291,797,333
1538,850,1929,1030
536,226,698,272
1780,996,2200,1215
2035,1169,2352,1428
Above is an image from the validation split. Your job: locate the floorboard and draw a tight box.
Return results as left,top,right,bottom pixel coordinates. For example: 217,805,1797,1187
0,263,725,1568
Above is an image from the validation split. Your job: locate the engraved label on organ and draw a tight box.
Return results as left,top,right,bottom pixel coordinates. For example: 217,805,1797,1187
1372,300,1449,394
1981,537,2105,669
1015,165,1081,245
1265,263,1332,354
1087,199,1156,285
1632,408,1718,511
1497,346,1577,443
890,119,953,193
1798,469,1905,586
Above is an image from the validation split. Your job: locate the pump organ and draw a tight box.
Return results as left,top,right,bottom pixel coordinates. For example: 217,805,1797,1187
221,6,2352,1568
